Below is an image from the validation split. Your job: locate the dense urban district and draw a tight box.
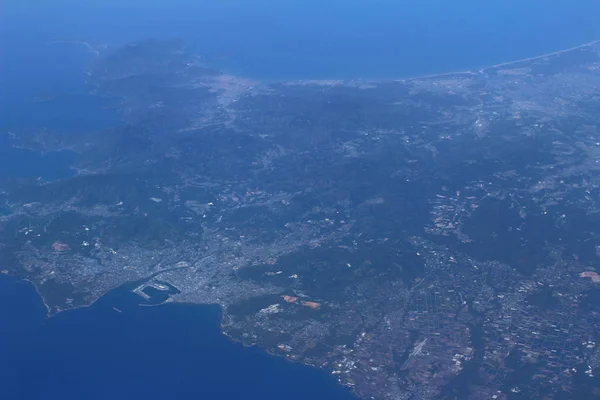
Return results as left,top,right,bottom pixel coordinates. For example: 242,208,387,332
3,40,600,399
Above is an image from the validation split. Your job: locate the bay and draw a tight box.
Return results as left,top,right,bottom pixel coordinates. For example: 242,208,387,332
0,276,356,400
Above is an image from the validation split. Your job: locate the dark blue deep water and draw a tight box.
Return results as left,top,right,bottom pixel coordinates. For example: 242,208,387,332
2,1,600,399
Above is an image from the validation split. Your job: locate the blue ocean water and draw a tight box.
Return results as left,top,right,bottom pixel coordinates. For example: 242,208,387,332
3,0,600,80
2,1,600,399
0,135,76,182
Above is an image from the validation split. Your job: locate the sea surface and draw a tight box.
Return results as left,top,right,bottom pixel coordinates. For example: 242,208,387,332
2,0,600,81
2,1,600,399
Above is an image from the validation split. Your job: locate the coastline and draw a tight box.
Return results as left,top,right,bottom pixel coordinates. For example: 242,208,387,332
0,274,359,400
294,38,600,85
478,39,600,73
44,36,600,86
400,39,600,82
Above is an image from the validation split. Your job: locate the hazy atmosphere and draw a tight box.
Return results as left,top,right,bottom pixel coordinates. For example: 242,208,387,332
2,1,600,399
